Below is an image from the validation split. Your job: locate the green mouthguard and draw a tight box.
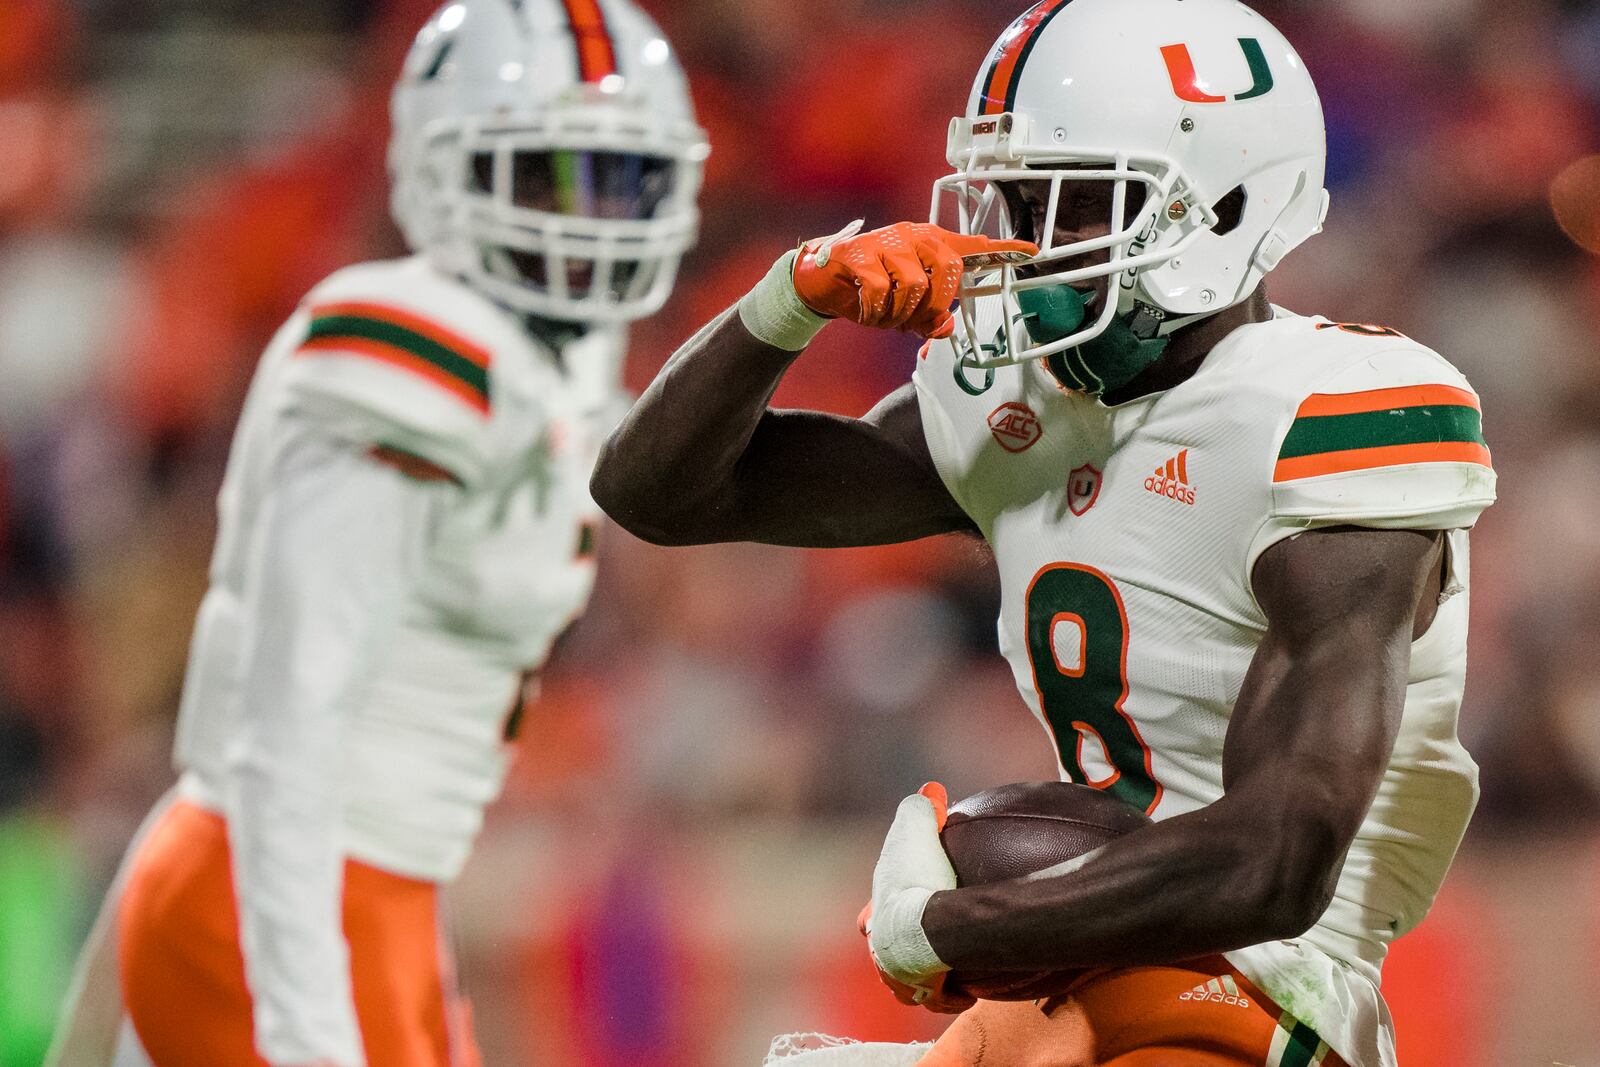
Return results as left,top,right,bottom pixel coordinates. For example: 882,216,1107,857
1016,284,1169,397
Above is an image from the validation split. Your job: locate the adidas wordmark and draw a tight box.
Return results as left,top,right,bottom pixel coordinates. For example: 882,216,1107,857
1144,448,1197,506
1177,974,1250,1008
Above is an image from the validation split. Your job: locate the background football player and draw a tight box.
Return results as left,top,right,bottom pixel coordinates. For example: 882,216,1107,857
590,0,1493,1064
47,1,706,1064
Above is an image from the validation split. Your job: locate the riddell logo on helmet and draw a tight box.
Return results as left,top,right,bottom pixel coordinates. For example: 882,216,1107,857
1144,449,1196,506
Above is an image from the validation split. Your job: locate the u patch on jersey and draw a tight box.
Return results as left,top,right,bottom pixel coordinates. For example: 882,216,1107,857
297,302,493,416
1067,463,1102,515
1274,385,1490,482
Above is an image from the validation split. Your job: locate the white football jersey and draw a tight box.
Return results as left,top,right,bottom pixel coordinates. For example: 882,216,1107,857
914,304,1496,1067
174,255,616,883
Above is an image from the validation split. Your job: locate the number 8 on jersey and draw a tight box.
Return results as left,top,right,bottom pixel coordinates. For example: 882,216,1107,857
1025,563,1162,815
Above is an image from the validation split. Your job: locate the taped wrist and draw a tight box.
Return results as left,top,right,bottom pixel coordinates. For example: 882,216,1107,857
871,886,948,986
737,250,831,352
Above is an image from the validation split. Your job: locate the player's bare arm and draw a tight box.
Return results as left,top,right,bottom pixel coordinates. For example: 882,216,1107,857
593,311,971,547
591,223,1033,547
912,525,1444,975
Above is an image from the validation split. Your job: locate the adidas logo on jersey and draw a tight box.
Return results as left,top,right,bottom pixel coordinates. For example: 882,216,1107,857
1144,449,1196,506
1177,975,1250,1008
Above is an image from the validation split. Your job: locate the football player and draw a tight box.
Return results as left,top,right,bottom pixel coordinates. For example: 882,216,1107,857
590,0,1493,1064
47,1,706,1065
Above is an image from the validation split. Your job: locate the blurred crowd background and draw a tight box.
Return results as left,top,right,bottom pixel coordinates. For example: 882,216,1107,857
1,0,1598,1063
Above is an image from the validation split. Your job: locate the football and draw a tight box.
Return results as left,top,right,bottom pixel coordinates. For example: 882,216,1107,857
940,781,1153,999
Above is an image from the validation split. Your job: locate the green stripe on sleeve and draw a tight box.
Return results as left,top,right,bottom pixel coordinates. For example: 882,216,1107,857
1278,404,1484,460
307,314,490,404
1279,1021,1324,1067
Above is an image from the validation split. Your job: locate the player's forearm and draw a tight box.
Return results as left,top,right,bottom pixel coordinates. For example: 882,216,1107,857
921,791,1347,973
591,305,805,544
925,533,1425,976
226,767,360,1065
227,435,427,1066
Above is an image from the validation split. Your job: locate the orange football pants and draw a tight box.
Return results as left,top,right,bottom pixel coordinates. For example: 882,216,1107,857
117,800,480,1067
916,958,1348,1067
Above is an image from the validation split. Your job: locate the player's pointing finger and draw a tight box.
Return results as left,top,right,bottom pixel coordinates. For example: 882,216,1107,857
789,221,1036,335
940,232,1040,263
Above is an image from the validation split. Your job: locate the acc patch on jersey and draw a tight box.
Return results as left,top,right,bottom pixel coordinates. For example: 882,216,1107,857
989,402,1043,453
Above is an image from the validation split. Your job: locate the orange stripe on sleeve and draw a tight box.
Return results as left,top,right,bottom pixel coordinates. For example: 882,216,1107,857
1294,384,1478,419
297,335,491,415
310,302,491,370
1273,440,1492,482
367,445,461,485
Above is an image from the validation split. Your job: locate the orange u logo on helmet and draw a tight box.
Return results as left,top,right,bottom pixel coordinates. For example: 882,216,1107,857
1160,38,1275,104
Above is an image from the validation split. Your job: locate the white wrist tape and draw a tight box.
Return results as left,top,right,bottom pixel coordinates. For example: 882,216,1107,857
870,886,948,988
737,250,831,352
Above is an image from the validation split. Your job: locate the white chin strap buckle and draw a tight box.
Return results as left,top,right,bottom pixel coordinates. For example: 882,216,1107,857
1252,229,1290,273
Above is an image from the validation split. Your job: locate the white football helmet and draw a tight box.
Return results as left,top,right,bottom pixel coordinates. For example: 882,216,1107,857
932,0,1328,367
391,0,709,323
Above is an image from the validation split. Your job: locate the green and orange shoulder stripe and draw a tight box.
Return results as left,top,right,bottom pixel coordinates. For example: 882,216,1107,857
295,301,493,416
1273,383,1490,483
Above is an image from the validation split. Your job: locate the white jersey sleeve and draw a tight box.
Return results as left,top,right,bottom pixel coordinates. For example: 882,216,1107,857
274,268,499,490
911,321,1018,537
1248,338,1497,568
224,423,437,1067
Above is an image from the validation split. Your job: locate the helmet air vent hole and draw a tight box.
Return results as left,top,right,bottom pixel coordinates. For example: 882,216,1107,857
1211,186,1247,236
469,152,493,193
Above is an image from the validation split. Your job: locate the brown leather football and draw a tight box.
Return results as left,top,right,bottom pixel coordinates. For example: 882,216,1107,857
940,780,1153,999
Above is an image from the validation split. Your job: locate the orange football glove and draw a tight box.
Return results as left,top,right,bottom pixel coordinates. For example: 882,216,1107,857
793,222,1037,340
